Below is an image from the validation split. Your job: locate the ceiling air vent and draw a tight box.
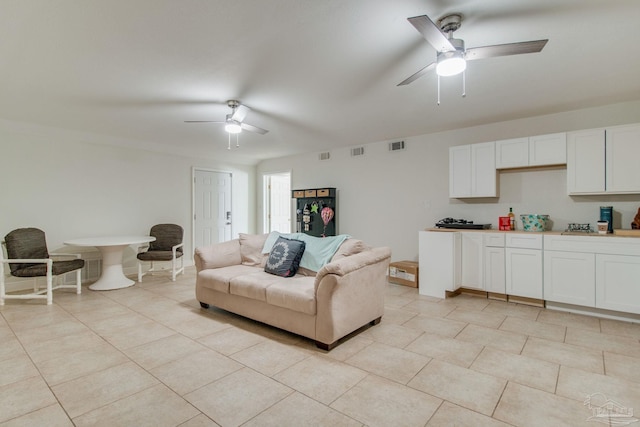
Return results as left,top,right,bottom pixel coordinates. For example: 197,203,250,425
389,141,405,151
319,152,331,161
351,147,365,157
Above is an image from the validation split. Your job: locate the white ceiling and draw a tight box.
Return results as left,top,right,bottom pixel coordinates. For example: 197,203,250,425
2,0,640,165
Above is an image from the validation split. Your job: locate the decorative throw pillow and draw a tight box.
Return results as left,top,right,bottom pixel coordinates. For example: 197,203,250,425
264,236,306,277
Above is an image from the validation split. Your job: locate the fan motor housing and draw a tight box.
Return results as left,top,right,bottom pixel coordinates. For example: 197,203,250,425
438,14,462,34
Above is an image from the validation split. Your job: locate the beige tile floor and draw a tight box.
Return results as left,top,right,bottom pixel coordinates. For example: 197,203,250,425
1,268,640,426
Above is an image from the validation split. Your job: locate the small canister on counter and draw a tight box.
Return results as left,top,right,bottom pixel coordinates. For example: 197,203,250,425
600,206,613,233
499,217,511,231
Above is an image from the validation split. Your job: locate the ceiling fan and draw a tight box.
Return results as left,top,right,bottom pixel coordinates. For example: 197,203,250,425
185,100,268,148
398,13,548,102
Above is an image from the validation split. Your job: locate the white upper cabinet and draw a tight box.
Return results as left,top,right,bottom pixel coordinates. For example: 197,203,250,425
449,142,497,198
606,124,640,193
495,133,566,169
495,137,529,168
449,145,472,197
529,133,567,166
567,129,605,194
567,124,640,194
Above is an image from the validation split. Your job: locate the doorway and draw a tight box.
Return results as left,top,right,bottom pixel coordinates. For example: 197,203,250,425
193,169,232,250
264,172,291,233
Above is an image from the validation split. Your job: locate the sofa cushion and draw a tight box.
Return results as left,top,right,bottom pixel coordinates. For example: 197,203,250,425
239,233,269,266
229,271,279,301
197,265,259,293
266,276,316,315
264,236,306,277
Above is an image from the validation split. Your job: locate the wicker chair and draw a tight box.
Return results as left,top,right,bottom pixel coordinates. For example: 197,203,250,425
1,228,84,305
137,224,184,282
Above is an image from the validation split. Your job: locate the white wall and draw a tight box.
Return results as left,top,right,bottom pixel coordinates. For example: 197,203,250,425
257,100,640,262
0,120,255,272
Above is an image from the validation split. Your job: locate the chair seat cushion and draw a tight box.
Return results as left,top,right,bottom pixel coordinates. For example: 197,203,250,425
11,259,85,277
137,251,184,261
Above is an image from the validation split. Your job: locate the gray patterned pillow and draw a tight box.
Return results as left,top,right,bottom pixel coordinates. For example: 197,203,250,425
264,236,306,277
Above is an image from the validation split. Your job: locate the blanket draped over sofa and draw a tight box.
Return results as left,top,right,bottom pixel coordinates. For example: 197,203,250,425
194,232,391,350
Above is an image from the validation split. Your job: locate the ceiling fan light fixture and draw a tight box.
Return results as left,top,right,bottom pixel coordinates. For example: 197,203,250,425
436,50,466,76
224,122,242,134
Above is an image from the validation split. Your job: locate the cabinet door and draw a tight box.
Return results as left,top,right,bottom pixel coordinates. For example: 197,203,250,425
529,133,567,166
566,129,605,194
484,247,505,294
449,145,472,197
505,248,543,299
495,138,528,169
596,254,640,314
543,251,595,306
606,124,640,193
461,233,484,289
419,231,461,298
471,142,497,197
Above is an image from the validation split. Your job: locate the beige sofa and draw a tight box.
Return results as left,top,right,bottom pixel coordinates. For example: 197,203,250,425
194,233,391,350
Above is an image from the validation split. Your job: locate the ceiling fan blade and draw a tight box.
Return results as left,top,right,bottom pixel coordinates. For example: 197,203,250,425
231,104,250,122
397,62,436,86
240,122,268,135
408,15,455,52
465,39,548,61
184,120,225,123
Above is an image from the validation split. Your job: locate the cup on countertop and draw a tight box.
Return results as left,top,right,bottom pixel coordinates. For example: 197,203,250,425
597,221,609,234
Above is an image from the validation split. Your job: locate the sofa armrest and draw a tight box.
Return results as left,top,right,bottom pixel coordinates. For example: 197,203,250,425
194,239,242,272
314,246,391,287
314,246,391,345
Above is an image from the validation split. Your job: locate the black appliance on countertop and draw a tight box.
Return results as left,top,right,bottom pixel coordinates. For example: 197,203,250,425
435,218,492,230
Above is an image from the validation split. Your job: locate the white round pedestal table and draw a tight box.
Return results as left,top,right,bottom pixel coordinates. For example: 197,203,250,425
64,236,156,290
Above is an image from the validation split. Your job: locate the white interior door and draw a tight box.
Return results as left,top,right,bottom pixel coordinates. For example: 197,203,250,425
194,169,232,249
265,173,291,233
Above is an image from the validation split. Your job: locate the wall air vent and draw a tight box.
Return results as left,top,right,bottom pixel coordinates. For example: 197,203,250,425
389,141,405,151
319,152,331,161
351,147,365,157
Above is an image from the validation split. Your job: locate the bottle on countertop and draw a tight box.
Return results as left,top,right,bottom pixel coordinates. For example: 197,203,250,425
508,207,515,230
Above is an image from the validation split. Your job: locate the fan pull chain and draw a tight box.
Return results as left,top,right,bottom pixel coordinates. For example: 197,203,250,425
462,70,466,98
437,75,441,106
227,133,231,150
236,133,240,148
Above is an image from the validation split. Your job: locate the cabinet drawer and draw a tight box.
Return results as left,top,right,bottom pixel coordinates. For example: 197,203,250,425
484,233,505,247
304,189,317,197
544,235,640,255
506,233,542,249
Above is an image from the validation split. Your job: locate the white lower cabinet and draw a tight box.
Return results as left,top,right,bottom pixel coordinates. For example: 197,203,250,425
461,232,484,290
596,254,640,314
544,250,595,306
484,233,505,294
419,231,461,299
420,231,640,316
484,247,505,293
505,233,543,299
506,248,543,299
